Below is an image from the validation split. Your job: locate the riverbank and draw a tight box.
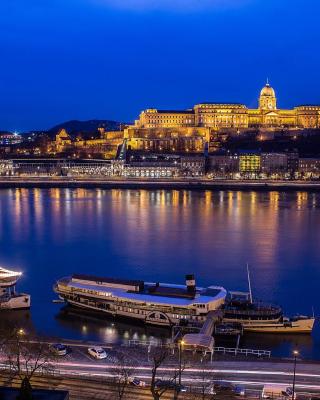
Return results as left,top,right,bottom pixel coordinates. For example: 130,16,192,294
2,340,320,399
1,176,320,191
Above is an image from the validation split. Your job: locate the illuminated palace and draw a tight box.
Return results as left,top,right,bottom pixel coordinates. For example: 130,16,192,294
124,82,320,152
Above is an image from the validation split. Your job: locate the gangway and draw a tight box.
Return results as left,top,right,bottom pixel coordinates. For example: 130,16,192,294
200,310,223,336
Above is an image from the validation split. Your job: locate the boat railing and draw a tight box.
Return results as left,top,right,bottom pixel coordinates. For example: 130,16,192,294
0,296,10,303
224,307,282,316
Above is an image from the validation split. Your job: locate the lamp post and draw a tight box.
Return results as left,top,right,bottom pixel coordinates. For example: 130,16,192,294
178,340,184,387
292,350,299,400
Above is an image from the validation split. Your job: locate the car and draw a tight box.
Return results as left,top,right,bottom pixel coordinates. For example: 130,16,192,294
213,380,234,392
87,346,107,359
155,380,187,393
205,385,216,395
50,343,68,356
234,385,245,396
130,377,146,387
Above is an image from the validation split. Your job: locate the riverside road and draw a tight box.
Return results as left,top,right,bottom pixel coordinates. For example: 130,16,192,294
1,341,320,397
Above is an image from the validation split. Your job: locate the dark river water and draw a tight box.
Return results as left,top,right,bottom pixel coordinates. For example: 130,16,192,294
0,188,320,359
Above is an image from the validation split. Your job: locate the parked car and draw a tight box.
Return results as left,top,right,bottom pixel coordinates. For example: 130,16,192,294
155,380,187,393
234,385,245,396
50,343,68,356
130,377,146,387
87,346,107,359
213,380,234,392
205,385,216,395
262,384,296,399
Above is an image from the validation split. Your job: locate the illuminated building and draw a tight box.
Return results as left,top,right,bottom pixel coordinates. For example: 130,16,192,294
52,128,124,158
126,82,320,152
121,153,205,177
239,151,261,173
55,129,72,153
0,132,23,146
180,155,206,176
136,109,195,128
0,160,14,176
298,158,320,177
124,126,209,153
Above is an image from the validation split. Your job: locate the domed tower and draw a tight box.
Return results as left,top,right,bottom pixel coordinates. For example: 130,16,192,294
259,80,277,110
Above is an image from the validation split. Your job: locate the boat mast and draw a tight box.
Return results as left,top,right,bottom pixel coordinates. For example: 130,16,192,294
246,263,253,304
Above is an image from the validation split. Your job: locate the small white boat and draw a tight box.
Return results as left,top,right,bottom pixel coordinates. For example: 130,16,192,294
0,267,31,310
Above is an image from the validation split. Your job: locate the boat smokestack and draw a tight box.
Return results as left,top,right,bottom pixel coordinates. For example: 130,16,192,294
186,274,196,293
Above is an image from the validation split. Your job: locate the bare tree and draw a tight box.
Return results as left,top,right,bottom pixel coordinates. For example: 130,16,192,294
110,354,135,400
194,366,215,400
150,346,185,400
1,327,56,400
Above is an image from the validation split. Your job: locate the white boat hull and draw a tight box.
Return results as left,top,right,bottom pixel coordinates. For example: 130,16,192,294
224,317,315,333
0,294,31,310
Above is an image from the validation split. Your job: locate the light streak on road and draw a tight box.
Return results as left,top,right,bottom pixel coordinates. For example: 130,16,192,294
46,359,320,380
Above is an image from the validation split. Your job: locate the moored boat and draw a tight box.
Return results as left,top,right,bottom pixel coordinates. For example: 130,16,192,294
53,274,227,327
222,263,315,334
0,267,31,310
222,291,315,333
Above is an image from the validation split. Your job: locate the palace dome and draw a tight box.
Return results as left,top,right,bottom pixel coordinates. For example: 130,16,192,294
260,83,275,97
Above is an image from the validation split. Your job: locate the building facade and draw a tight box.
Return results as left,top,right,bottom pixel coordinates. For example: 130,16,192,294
133,82,320,131
299,158,320,177
208,154,239,175
260,153,288,174
239,152,261,173
124,126,209,153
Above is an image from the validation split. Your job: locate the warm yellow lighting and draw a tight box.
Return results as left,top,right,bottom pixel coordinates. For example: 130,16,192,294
18,328,25,335
293,350,299,356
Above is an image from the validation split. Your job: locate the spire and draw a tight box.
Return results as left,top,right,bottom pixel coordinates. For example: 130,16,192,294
266,77,269,86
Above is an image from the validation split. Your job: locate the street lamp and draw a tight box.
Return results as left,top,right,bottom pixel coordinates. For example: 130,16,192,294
18,328,25,336
292,350,299,400
178,340,184,387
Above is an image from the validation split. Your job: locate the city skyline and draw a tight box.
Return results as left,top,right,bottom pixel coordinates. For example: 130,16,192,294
1,0,320,131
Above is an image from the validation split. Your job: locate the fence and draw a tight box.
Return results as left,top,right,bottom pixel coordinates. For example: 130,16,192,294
125,340,271,358
213,346,271,357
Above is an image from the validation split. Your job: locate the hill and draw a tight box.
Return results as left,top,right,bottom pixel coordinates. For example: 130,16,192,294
47,119,121,137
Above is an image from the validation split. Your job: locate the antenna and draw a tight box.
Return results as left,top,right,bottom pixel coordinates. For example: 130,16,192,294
246,263,253,304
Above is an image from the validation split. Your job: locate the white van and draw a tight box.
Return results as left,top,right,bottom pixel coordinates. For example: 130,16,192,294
262,384,296,399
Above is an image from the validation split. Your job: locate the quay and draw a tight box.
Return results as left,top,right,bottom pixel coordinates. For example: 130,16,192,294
1,176,320,191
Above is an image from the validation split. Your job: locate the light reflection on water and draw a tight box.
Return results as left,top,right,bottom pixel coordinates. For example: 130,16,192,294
1,188,320,359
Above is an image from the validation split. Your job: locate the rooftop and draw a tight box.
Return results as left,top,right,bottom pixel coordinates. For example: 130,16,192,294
61,278,227,307
72,274,144,287
156,109,194,114
0,388,69,400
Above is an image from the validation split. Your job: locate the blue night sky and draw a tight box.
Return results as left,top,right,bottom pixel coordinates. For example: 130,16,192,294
1,0,319,131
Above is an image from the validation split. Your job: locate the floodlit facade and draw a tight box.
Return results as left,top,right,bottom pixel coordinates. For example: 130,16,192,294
239,152,261,173
125,81,320,153
133,82,320,131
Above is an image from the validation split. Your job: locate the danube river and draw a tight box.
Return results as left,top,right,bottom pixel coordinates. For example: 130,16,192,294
1,188,320,359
